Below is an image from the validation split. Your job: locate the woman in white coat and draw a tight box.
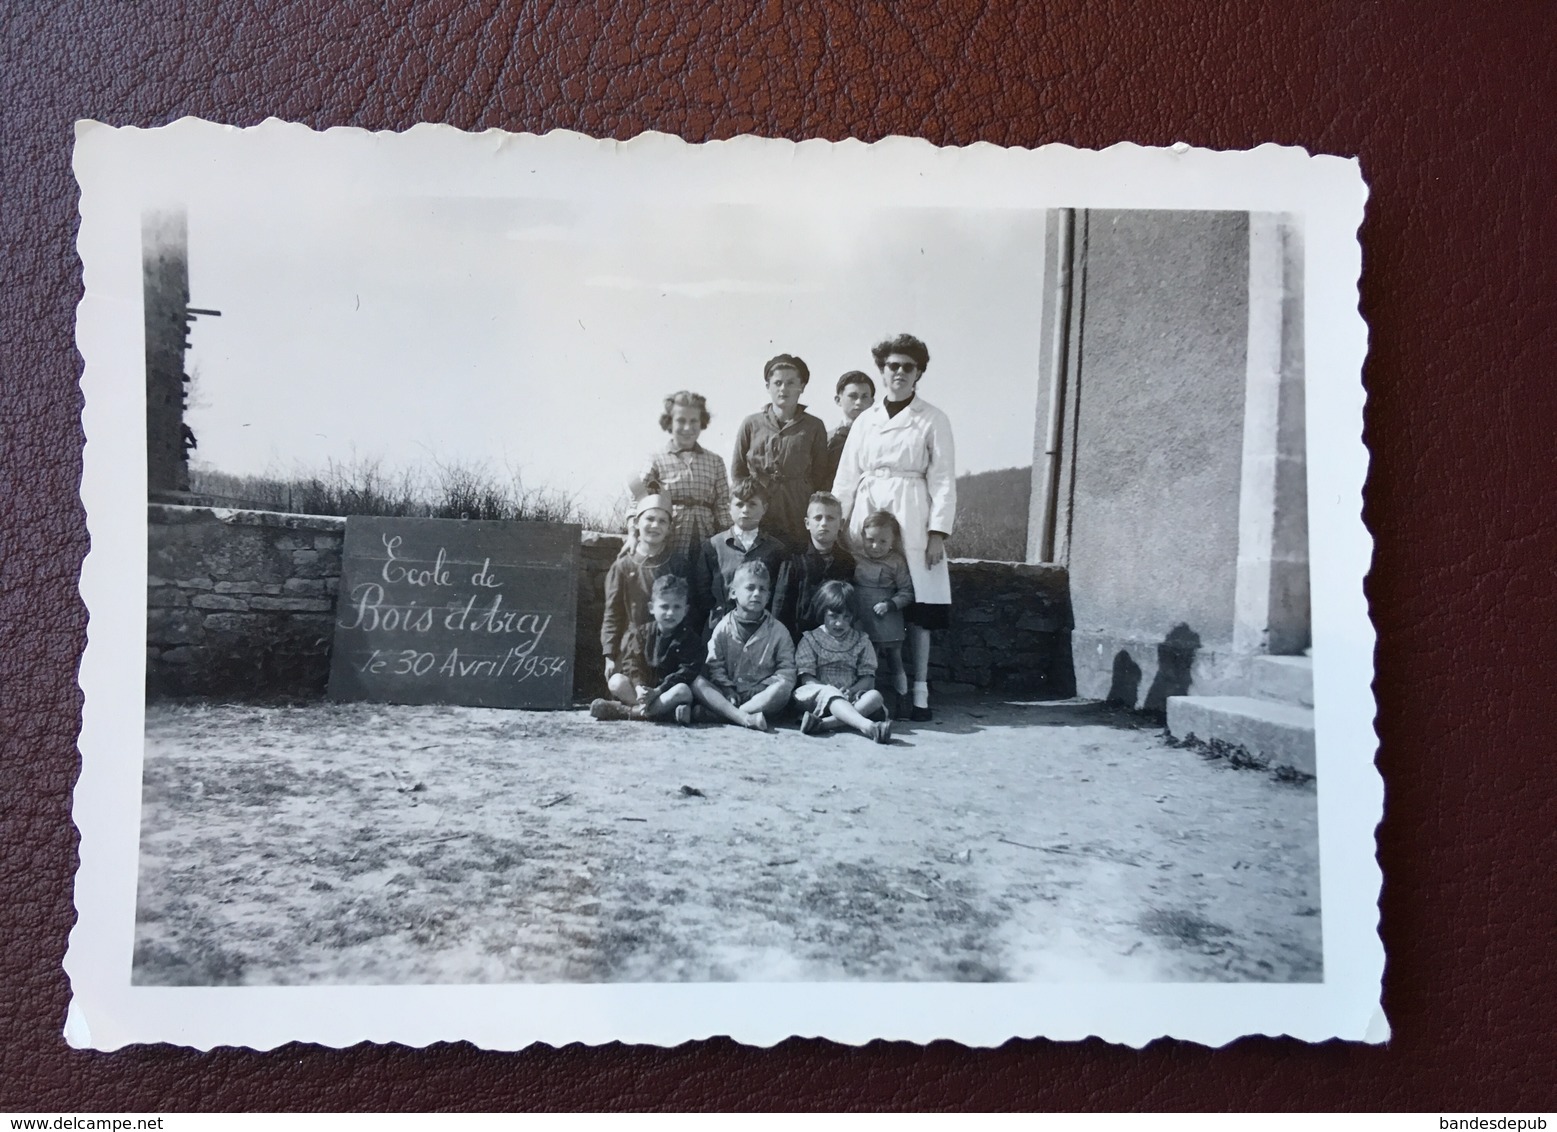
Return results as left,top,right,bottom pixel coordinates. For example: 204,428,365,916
833,333,955,722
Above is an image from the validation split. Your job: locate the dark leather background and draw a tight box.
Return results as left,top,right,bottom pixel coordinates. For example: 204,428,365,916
4,0,1554,1112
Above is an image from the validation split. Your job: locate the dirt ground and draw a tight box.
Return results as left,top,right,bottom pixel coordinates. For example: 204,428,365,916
132,696,1322,985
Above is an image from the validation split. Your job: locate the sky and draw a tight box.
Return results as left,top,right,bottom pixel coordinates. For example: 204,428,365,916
184,193,1049,516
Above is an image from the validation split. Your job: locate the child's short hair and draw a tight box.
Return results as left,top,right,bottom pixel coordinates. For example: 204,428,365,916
807,491,843,516
651,573,690,604
861,510,903,544
730,476,768,505
835,370,875,397
811,579,856,620
659,390,711,432
730,560,771,590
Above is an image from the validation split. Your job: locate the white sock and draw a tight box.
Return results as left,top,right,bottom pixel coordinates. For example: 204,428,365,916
913,680,930,709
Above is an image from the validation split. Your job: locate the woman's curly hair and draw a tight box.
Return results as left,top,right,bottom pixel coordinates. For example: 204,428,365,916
870,333,930,373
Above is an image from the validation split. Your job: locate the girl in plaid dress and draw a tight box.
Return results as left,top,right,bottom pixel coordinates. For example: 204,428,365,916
632,391,731,560
793,581,892,743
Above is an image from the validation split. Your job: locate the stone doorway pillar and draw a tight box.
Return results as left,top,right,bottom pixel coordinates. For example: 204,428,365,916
1233,213,1309,655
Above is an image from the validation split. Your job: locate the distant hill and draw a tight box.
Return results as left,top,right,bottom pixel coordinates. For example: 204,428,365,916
953,466,1032,562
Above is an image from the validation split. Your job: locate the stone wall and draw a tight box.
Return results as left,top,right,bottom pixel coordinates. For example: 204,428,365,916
147,505,630,702
575,543,1074,701
929,560,1074,698
147,504,345,698
574,531,625,701
147,506,1073,703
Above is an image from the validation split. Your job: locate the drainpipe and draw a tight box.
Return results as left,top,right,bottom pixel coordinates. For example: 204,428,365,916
1036,208,1075,562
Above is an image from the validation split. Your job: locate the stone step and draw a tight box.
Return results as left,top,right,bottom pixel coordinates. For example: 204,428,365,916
1250,654,1314,707
1166,695,1316,777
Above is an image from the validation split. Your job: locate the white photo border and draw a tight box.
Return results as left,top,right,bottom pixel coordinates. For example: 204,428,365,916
69,120,1379,1050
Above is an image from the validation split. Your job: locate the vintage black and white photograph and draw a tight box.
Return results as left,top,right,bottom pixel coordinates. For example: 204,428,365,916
69,124,1378,1049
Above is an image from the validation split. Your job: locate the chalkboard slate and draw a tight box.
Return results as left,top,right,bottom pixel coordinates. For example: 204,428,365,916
328,517,580,709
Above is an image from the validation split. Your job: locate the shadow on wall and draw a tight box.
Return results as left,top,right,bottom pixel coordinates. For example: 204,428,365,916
1108,650,1142,707
1107,622,1202,713
1145,623,1201,712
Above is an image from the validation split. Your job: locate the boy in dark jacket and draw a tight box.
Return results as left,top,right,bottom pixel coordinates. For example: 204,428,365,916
774,492,856,641
591,573,703,723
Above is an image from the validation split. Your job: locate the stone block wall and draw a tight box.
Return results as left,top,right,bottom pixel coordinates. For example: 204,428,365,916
574,531,625,701
570,545,1075,701
147,505,345,698
147,507,1074,703
928,560,1075,698
147,505,629,702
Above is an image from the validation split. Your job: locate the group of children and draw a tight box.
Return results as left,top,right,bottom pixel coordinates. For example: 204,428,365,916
592,372,915,744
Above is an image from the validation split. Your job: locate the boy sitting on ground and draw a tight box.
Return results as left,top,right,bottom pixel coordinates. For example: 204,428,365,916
590,573,703,723
794,580,892,744
774,491,856,641
692,561,796,731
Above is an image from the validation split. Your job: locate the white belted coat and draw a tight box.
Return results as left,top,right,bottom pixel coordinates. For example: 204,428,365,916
832,395,957,606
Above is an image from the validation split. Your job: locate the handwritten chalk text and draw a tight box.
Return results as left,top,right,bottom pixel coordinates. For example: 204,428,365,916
341,584,552,656
355,646,567,682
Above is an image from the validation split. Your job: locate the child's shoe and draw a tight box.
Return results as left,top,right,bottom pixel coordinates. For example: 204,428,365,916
674,704,695,726
589,698,632,721
871,719,893,744
799,710,821,736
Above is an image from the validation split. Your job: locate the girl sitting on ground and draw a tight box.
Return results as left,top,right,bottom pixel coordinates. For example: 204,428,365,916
852,510,915,717
794,580,892,744
590,573,703,723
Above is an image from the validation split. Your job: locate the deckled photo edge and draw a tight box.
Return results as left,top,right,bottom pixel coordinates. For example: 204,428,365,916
68,121,1378,1050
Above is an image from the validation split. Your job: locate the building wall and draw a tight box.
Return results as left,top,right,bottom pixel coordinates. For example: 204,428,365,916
147,506,1074,703
1058,210,1254,704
